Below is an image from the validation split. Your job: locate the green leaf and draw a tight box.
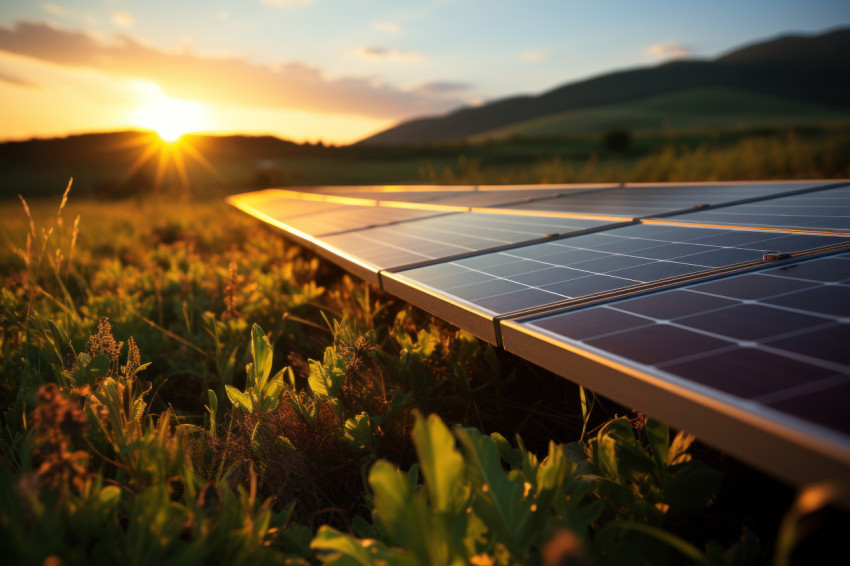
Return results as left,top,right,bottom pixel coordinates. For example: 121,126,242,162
456,426,534,555
665,460,722,512
668,430,696,465
311,525,417,566
490,432,522,469
206,388,218,437
645,418,669,471
250,324,273,391
275,435,296,455
225,384,253,413
342,412,375,451
368,459,429,556
259,372,285,413
308,347,346,399
281,524,313,556
600,521,712,565
411,412,468,515
88,354,112,379
595,418,654,482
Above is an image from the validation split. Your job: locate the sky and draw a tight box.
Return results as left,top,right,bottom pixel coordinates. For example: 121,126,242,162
0,1,848,145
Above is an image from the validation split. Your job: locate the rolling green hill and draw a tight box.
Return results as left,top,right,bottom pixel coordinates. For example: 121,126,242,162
359,28,850,145
469,87,850,141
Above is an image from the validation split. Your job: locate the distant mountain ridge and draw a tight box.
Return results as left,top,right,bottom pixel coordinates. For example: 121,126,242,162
358,28,850,145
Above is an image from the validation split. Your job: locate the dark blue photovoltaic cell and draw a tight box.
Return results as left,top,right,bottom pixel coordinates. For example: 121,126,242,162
518,252,850,435
320,211,618,269
666,184,850,231
397,223,847,314
504,182,831,217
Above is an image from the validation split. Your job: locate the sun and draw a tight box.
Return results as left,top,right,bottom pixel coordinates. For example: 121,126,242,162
131,82,208,142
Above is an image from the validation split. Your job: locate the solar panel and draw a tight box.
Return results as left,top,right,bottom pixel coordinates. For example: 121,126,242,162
500,251,850,489
657,183,850,232
385,223,846,341
504,181,837,218
227,189,446,238
228,181,850,500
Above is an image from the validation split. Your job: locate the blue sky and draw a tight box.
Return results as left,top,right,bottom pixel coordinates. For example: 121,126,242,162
0,0,848,143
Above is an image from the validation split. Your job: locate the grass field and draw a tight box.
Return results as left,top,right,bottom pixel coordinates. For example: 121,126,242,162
1,133,849,564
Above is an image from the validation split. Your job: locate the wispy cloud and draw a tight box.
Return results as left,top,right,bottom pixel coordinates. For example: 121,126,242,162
112,12,134,28
520,50,545,62
0,69,36,87
373,21,401,34
216,10,229,22
355,46,424,62
646,42,692,59
0,21,458,119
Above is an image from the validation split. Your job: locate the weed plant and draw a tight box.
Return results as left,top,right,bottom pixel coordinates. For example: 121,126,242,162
0,182,843,564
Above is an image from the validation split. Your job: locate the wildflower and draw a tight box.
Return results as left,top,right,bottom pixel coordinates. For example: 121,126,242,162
86,317,122,366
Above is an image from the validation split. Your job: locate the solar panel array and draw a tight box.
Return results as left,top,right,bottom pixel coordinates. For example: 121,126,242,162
228,180,850,500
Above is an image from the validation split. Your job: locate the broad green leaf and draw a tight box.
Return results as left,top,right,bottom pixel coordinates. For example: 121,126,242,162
225,384,253,413
259,372,285,413
88,354,112,379
311,525,417,566
308,347,346,398
368,459,429,556
595,418,654,481
250,324,273,390
411,412,468,515
668,430,696,465
456,426,532,555
490,432,522,469
281,524,313,556
342,412,374,451
665,460,722,512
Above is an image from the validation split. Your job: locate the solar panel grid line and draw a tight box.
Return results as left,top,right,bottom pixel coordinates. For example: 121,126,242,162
622,179,850,188
380,270,503,343
496,239,850,322
226,196,386,284
499,181,842,219
647,179,850,217
383,250,803,347
465,183,626,210
748,374,850,407
659,183,850,233
639,217,850,236
498,316,850,505
381,219,638,274
228,195,451,238
467,206,634,222
394,223,850,329
313,211,462,238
